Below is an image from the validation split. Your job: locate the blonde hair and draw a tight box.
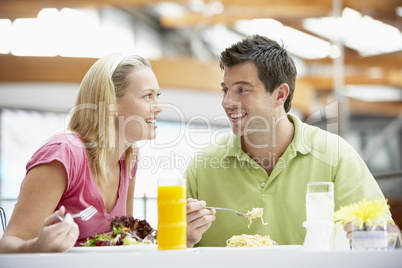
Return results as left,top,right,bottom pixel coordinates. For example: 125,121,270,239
68,53,152,185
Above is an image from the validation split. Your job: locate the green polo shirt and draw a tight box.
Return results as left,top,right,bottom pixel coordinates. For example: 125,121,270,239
185,113,388,247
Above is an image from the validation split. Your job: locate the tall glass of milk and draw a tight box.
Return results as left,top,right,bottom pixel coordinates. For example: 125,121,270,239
306,182,334,222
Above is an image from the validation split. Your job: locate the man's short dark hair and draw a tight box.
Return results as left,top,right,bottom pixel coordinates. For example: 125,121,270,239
219,35,297,113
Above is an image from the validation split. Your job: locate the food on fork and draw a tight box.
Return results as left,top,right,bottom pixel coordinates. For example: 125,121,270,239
246,208,268,228
81,216,157,247
226,234,278,247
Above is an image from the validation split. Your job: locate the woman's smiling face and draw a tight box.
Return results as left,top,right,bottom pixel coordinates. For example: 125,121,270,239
116,67,163,143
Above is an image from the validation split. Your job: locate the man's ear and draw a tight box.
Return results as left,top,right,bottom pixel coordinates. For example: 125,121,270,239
275,83,290,108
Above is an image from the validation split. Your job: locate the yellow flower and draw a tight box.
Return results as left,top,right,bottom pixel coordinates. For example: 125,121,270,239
334,198,393,230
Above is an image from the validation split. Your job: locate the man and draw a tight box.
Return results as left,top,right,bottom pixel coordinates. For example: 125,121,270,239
185,35,400,248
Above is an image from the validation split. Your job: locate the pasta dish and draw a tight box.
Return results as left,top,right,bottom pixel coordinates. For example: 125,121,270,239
225,207,275,247
247,207,268,228
226,234,277,247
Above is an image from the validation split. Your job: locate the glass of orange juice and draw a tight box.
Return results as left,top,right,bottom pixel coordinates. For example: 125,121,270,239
157,178,187,250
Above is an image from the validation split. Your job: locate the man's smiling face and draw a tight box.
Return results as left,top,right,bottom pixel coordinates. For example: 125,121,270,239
221,62,277,137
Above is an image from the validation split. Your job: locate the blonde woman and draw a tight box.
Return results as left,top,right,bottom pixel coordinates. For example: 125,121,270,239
0,54,163,253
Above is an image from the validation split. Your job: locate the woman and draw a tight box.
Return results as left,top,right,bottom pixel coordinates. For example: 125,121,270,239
0,54,163,253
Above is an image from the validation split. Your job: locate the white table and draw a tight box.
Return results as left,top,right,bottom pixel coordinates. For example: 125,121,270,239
1,246,402,268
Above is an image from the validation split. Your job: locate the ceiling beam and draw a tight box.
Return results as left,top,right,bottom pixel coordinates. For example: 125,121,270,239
344,0,401,18
0,55,96,83
1,54,400,116
0,54,223,91
0,54,311,115
1,0,328,20
2,54,401,90
2,0,400,21
348,99,402,117
303,52,402,89
303,75,402,92
305,52,402,70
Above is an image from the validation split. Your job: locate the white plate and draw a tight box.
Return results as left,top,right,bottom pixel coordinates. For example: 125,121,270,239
69,244,157,253
197,245,303,252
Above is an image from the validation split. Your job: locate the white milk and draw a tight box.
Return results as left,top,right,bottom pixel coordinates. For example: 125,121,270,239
306,192,334,222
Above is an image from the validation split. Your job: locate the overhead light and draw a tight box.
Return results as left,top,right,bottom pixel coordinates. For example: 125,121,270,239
188,0,205,13
303,8,402,56
234,19,333,59
12,17,59,57
153,2,187,16
397,7,402,17
38,8,59,20
6,7,139,58
329,44,342,59
345,85,402,102
202,24,243,55
0,19,12,54
209,2,224,15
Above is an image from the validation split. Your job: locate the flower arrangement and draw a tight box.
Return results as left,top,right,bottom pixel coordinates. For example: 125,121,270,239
334,198,394,230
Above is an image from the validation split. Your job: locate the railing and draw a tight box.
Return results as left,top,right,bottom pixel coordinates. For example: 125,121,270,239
0,196,159,232
1,171,401,231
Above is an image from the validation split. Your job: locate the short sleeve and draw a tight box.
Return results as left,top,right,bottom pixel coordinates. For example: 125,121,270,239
25,140,83,193
333,139,387,209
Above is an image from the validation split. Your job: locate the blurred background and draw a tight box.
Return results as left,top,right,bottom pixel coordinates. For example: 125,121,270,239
0,0,401,232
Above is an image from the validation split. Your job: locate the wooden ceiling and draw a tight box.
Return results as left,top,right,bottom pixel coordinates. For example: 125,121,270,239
1,0,401,23
0,0,401,116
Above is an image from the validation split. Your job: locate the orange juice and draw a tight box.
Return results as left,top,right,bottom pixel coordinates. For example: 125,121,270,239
157,183,187,250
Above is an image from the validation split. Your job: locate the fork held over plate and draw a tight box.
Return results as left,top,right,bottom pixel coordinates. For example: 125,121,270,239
205,207,251,217
58,206,98,222
72,206,98,221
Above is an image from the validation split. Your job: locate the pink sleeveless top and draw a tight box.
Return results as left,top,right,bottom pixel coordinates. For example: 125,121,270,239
22,133,138,246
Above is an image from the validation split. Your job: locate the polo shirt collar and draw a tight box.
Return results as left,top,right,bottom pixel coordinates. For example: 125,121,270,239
224,132,243,159
224,133,258,164
224,113,312,160
287,113,311,155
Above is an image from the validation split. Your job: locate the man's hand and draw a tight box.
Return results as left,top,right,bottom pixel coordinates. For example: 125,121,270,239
343,222,352,245
186,198,215,248
344,221,402,246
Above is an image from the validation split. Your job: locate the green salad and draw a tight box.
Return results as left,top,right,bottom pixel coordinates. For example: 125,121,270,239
82,216,157,247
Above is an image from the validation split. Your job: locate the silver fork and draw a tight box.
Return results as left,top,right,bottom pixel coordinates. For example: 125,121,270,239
57,206,98,222
205,207,251,217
